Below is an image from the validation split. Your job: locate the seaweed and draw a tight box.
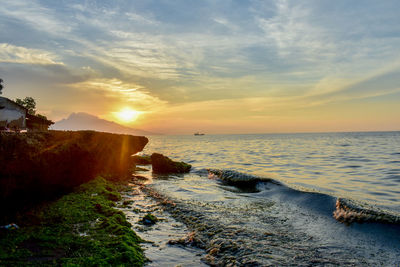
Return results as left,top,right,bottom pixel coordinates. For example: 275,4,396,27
0,177,145,266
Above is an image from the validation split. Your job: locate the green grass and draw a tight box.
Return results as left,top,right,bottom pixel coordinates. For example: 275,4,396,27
0,177,145,266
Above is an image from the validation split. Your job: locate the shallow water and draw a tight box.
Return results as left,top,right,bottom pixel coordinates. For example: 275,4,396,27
131,132,400,265
141,170,400,266
118,182,206,267
143,132,400,214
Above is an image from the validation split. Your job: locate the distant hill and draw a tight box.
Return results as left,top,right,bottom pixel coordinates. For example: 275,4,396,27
52,112,158,136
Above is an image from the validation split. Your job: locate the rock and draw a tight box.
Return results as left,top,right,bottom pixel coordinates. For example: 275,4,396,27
209,247,219,255
134,166,149,172
132,175,148,180
131,155,152,165
140,213,158,225
151,153,191,174
122,200,134,206
167,231,204,247
0,131,148,216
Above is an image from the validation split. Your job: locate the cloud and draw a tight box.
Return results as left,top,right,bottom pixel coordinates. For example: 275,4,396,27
306,68,400,105
0,0,72,35
0,43,63,65
125,12,159,25
1,0,400,133
70,78,167,112
256,0,335,62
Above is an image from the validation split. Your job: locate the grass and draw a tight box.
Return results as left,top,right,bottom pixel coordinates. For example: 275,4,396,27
0,177,145,266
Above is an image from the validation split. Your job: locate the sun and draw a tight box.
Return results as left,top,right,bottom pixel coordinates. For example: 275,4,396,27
115,108,141,123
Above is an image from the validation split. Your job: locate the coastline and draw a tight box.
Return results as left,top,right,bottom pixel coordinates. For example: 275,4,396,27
0,130,148,219
2,131,400,266
0,131,206,266
0,131,148,266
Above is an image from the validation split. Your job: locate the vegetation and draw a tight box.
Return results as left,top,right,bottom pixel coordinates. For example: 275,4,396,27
15,96,50,120
36,113,49,121
0,177,145,266
15,97,36,115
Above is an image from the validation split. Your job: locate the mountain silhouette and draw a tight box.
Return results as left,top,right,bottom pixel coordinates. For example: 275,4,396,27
52,112,157,136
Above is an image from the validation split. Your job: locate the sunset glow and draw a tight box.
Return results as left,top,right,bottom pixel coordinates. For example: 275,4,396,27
115,108,141,123
0,1,399,134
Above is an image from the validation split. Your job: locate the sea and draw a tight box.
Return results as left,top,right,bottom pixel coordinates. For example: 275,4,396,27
130,131,400,266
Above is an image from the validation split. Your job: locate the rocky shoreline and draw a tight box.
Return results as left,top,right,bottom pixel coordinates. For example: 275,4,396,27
0,130,148,220
0,131,149,265
2,131,400,266
0,131,198,266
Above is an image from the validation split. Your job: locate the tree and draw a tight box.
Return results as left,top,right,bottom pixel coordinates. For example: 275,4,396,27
0,79,3,95
15,97,36,115
36,114,48,120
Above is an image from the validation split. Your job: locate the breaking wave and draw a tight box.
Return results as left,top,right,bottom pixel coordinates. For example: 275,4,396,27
207,169,278,185
205,168,400,225
334,198,400,224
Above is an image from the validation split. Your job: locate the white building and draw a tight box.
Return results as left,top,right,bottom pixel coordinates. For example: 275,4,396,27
0,96,27,130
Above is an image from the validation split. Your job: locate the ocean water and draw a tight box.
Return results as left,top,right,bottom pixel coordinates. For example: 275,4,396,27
137,131,400,265
144,131,400,214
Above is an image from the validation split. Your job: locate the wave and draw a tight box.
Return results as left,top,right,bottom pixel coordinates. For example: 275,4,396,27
206,169,279,186
203,168,400,225
334,198,400,224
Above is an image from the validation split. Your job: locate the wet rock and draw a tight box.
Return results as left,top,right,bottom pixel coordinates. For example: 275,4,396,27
122,200,134,206
131,155,152,165
132,208,141,213
140,213,158,225
132,175,148,181
134,166,149,172
167,231,205,248
208,247,219,255
151,153,191,174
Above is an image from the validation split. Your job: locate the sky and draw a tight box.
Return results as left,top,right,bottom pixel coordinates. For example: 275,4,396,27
0,0,399,134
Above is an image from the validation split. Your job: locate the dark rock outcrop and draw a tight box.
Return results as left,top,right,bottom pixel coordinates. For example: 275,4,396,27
131,155,152,165
151,153,191,174
0,130,148,219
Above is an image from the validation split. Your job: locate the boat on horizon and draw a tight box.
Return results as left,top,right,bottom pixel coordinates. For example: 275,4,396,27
194,132,205,136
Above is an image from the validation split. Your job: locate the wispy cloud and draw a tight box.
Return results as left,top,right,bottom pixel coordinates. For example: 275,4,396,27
125,12,159,25
0,0,72,35
0,43,63,65
257,0,335,60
